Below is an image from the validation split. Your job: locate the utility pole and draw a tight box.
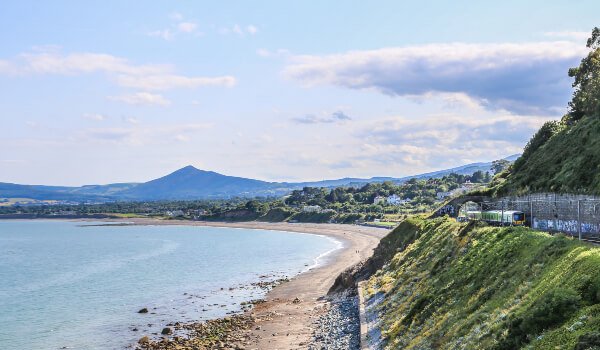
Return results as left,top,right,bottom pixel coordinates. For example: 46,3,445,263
530,195,534,229
578,199,582,241
501,200,504,226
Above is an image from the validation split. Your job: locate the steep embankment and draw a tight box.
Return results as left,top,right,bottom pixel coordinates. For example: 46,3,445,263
494,116,600,195
362,217,600,349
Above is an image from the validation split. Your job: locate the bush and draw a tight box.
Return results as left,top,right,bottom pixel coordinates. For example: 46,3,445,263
497,288,581,349
575,332,600,350
513,120,565,171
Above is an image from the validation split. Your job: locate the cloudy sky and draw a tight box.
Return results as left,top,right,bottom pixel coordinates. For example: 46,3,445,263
0,1,598,185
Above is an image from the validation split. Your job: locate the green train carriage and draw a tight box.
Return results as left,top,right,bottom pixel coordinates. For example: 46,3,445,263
461,210,526,226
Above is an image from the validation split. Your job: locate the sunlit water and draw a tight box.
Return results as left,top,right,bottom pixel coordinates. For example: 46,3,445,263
0,220,341,349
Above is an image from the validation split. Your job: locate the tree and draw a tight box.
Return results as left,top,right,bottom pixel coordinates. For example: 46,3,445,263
471,170,485,183
568,27,600,120
491,159,511,174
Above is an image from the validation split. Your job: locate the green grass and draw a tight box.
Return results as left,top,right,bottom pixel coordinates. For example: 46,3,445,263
366,221,398,228
365,217,600,349
495,116,600,195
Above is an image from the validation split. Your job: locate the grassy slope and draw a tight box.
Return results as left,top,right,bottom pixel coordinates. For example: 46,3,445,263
365,217,600,349
496,116,600,195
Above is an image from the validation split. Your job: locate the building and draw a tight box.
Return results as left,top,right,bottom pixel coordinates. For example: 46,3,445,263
166,210,185,217
302,205,322,213
387,194,410,205
373,196,386,205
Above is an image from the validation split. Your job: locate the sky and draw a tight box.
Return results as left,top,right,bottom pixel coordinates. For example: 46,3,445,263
0,0,599,186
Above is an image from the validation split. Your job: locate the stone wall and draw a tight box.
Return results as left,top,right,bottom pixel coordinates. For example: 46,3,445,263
480,193,600,237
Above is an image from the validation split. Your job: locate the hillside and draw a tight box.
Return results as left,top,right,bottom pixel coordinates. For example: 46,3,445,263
495,116,600,195
494,29,600,196
361,217,600,349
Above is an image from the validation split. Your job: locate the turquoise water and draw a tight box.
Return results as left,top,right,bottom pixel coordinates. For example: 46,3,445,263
0,220,341,349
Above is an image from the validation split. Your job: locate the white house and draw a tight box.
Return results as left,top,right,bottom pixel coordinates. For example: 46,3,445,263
166,210,185,217
387,194,410,205
302,205,322,213
373,196,386,205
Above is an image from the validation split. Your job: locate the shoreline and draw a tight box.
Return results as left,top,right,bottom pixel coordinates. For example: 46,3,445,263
95,218,387,349
2,218,387,348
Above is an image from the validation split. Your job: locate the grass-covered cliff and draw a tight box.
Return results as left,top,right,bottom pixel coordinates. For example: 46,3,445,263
493,116,600,195
492,28,600,196
364,217,600,349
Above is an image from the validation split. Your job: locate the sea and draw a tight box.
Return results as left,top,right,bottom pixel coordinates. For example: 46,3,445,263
0,220,342,349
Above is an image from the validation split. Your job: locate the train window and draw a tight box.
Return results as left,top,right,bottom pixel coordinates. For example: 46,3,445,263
513,213,524,221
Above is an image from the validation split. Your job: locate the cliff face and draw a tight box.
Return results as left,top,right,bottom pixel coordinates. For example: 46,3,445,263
360,217,600,349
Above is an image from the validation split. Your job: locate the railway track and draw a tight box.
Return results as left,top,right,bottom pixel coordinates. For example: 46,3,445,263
580,236,600,245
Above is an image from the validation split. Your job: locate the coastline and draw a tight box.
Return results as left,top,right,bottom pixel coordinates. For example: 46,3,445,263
94,218,388,349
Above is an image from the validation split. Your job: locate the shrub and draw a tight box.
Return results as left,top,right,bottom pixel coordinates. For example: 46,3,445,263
497,288,581,349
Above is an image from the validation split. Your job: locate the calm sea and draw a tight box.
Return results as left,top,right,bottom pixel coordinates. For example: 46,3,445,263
0,220,341,349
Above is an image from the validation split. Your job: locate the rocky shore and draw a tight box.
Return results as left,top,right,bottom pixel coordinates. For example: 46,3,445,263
115,219,386,349
136,291,362,350
308,290,360,350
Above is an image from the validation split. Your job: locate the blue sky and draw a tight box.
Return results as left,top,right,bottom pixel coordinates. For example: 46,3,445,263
1,1,598,185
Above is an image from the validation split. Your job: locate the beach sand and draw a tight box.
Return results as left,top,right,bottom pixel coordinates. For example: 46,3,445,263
112,218,388,349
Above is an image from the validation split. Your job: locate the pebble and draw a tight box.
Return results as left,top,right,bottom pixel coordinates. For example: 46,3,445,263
307,291,360,350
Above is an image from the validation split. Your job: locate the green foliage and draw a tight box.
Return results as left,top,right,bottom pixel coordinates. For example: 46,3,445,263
364,217,600,349
495,116,600,195
289,210,336,223
258,207,294,222
497,288,581,349
491,159,511,175
495,28,600,196
568,27,600,119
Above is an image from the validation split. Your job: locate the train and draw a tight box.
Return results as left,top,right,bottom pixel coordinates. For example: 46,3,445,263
458,210,526,226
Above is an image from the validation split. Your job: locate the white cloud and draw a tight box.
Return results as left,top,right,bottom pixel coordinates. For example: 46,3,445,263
292,110,352,124
83,113,107,121
543,31,589,42
348,112,547,171
232,24,244,36
116,74,236,90
109,92,171,106
169,12,183,21
82,123,212,145
221,24,259,37
256,49,271,57
148,29,173,41
284,41,588,115
0,50,236,91
246,25,258,35
21,51,169,75
124,117,140,124
178,22,197,33
256,48,290,58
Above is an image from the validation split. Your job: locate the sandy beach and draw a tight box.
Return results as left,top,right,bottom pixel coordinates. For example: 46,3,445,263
103,218,388,349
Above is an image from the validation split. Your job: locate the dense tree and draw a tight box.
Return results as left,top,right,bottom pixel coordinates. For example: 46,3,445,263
491,159,511,174
568,27,600,120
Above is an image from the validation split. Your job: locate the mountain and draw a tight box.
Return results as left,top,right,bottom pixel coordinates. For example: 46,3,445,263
118,166,273,200
0,155,518,202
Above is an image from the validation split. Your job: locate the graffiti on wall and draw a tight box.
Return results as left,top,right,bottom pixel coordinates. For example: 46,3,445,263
533,218,599,234
437,205,455,216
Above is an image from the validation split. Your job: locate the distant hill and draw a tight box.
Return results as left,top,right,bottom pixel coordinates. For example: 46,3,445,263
0,155,518,202
118,165,274,200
